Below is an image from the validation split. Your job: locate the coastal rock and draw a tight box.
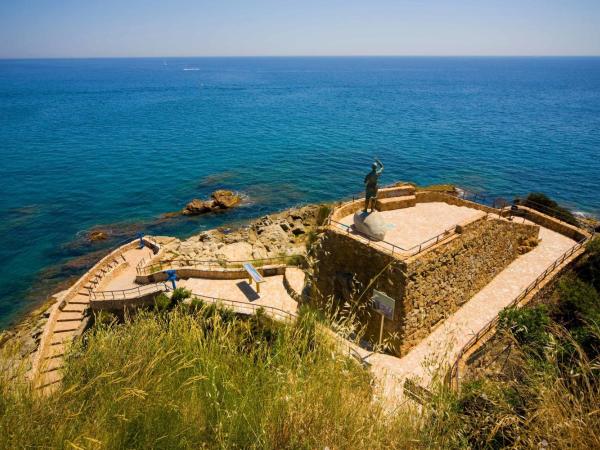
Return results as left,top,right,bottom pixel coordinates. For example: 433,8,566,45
211,190,242,209
182,199,213,215
257,224,290,252
217,241,254,261
353,211,387,241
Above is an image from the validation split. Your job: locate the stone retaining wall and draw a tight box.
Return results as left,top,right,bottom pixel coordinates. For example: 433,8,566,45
399,218,538,354
416,191,499,215
313,217,539,356
90,291,161,312
513,206,589,242
136,264,286,284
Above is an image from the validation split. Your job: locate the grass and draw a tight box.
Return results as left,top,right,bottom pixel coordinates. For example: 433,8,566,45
0,306,422,449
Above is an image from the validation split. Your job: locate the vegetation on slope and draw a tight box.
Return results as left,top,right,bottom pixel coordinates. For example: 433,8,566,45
448,237,600,449
518,192,580,226
0,305,426,449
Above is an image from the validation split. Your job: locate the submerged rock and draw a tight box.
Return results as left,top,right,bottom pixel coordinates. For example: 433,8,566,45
87,230,108,242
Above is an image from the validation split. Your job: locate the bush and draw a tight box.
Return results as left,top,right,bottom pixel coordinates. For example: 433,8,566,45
93,310,116,327
519,192,579,226
576,237,600,291
1,309,415,449
552,276,600,357
316,204,332,226
170,287,192,304
153,292,171,312
498,306,550,353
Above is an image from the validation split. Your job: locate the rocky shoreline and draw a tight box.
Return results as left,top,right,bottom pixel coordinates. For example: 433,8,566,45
0,202,327,361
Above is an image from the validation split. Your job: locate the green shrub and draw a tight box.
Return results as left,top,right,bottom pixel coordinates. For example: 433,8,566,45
576,237,600,292
93,310,116,327
552,276,600,356
170,287,192,304
316,204,332,226
520,192,579,226
498,306,550,353
153,292,171,312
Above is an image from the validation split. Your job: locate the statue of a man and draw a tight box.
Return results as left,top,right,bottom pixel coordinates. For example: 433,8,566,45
364,159,384,212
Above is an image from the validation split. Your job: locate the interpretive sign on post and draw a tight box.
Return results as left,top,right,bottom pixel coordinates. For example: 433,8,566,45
372,289,395,347
372,289,395,320
165,270,177,290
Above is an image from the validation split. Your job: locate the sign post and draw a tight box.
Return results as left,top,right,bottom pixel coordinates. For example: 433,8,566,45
165,270,177,290
371,290,395,347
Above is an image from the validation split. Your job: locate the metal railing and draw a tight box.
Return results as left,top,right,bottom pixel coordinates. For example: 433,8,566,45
188,292,370,366
188,292,297,322
448,234,591,389
329,218,464,259
90,282,169,301
137,255,305,276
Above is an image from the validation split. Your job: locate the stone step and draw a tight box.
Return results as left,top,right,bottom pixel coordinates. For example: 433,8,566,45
38,369,63,388
63,303,88,313
79,290,90,296
70,295,91,305
53,320,81,333
57,311,84,322
51,329,78,345
41,357,63,373
376,195,416,211
45,344,66,359
377,185,416,199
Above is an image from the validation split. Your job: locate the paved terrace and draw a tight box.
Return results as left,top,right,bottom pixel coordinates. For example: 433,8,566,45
339,202,486,253
361,223,577,406
179,268,303,315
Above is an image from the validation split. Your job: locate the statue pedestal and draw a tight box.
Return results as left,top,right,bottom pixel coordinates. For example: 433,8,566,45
353,211,387,241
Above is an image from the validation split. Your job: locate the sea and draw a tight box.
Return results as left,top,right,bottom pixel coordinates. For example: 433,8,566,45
1,56,599,328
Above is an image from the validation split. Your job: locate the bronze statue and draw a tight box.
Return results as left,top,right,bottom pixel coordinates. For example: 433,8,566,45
364,159,384,212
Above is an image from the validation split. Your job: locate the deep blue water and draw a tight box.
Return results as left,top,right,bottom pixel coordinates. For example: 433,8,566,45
1,56,599,327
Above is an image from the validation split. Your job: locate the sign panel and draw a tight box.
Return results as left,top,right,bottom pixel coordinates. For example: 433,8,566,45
372,290,395,320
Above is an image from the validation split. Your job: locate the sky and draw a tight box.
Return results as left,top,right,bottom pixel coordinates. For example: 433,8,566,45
1,0,599,58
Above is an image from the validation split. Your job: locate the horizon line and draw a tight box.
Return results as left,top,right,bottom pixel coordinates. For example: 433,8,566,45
2,54,600,61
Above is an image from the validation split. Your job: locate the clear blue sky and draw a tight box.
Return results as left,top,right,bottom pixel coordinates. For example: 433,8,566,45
1,0,599,58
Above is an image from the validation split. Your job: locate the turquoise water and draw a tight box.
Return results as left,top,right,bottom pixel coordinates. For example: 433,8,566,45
1,57,599,327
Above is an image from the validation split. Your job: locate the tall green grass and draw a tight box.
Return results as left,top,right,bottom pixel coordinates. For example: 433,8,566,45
0,306,421,449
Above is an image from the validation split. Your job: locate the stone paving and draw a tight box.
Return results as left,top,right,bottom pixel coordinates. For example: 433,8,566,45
179,270,300,315
361,224,576,404
340,202,486,251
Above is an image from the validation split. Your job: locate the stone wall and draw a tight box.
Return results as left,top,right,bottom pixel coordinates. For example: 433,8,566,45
513,206,589,242
400,218,538,354
416,191,499,215
313,217,539,356
136,264,286,284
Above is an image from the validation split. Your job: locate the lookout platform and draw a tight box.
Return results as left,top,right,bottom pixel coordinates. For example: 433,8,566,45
339,202,486,253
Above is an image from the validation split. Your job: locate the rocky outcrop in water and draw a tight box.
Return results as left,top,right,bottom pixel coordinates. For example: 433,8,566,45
211,190,242,209
182,199,213,216
182,190,242,215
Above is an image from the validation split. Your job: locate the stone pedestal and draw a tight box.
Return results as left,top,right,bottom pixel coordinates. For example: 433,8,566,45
353,211,387,241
